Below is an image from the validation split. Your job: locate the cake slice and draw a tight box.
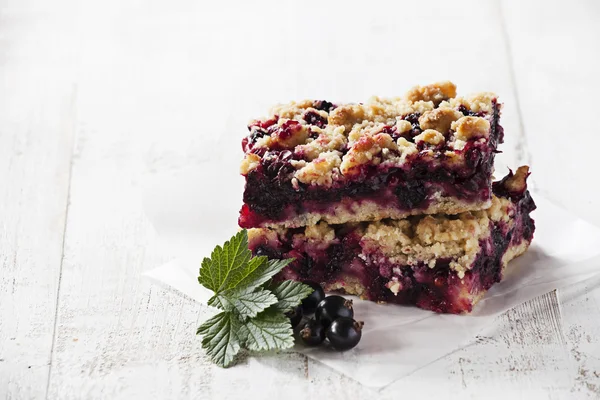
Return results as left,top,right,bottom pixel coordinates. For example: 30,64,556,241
247,167,535,314
239,81,504,229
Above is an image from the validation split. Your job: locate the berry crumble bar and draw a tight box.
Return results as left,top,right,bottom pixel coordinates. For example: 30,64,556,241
247,167,535,314
239,82,504,229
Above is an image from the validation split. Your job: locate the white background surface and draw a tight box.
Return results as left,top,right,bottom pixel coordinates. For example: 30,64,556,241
1,0,599,399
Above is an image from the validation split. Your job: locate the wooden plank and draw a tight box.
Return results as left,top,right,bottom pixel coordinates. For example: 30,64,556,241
45,2,319,395
501,0,600,225
295,0,580,395
0,1,78,397
45,0,600,398
501,1,600,398
559,275,600,398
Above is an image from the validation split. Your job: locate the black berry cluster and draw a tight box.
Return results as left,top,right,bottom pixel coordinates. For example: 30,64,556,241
287,281,363,351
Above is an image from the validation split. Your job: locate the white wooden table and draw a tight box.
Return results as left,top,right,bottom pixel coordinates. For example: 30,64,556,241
1,0,600,398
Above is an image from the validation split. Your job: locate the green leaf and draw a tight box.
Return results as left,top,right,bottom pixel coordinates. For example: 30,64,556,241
241,308,294,352
206,294,226,310
198,230,252,293
269,280,313,312
222,255,268,291
236,258,294,291
197,312,243,368
208,287,279,319
196,231,300,367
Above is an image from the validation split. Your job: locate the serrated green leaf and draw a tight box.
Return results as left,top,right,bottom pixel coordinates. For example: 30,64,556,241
241,308,294,352
269,280,313,312
222,255,268,291
198,230,252,293
196,231,300,367
206,294,227,310
196,312,242,368
236,258,294,292
208,287,279,319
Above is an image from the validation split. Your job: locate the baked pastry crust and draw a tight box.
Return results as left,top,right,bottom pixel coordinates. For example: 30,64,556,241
247,168,535,314
239,82,504,229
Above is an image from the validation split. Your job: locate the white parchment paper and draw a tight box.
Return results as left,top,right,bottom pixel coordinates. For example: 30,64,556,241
141,165,600,388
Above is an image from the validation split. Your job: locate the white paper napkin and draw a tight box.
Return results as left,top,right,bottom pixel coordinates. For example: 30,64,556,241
141,165,600,388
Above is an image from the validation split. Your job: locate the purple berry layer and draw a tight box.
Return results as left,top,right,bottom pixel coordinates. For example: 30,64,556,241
247,167,535,314
239,82,504,229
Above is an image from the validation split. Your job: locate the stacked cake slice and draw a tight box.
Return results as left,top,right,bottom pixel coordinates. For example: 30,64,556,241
238,82,536,314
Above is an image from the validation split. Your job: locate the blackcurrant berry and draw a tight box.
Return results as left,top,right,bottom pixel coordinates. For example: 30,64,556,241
315,295,353,327
300,281,325,315
299,318,326,346
326,317,363,351
285,305,303,328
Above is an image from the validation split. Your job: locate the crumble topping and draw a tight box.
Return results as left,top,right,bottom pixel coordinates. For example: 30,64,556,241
249,191,520,278
386,278,402,295
396,137,418,157
271,120,311,149
347,122,384,144
254,135,273,149
503,166,529,193
448,138,467,151
451,116,490,141
254,83,495,135
395,119,412,134
340,132,396,176
327,98,411,130
240,153,261,174
242,81,500,191
247,226,280,248
301,108,329,124
304,221,336,242
405,81,457,105
325,274,368,298
415,214,484,244
362,212,486,278
269,100,315,120
486,195,513,223
443,150,465,167
439,92,498,115
246,166,534,313
294,150,342,186
296,126,347,160
413,129,445,145
418,107,463,133
459,92,497,114
396,100,435,116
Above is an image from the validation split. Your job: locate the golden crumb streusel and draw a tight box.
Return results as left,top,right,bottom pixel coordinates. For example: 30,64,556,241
503,166,530,193
242,82,500,188
249,194,516,279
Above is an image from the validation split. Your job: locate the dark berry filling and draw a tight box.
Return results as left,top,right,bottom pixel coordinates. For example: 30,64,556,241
249,186,535,314
276,120,302,141
240,102,503,228
394,180,427,209
400,112,423,137
242,127,268,152
240,161,494,227
313,100,336,112
302,110,328,128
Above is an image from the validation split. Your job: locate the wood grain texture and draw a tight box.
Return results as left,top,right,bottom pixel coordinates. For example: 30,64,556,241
0,1,78,397
501,1,600,398
501,0,600,224
560,275,600,397
1,0,599,399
